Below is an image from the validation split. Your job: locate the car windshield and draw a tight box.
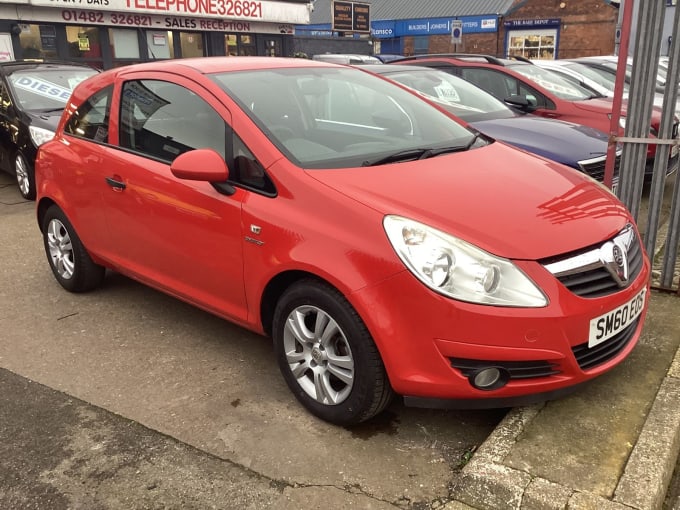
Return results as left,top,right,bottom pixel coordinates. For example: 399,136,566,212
210,66,479,169
508,63,596,100
563,62,630,93
378,68,516,122
9,67,97,111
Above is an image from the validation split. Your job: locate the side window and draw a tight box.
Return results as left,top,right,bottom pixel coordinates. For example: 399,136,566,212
230,134,275,195
64,85,112,143
119,80,226,163
517,82,550,109
460,68,514,100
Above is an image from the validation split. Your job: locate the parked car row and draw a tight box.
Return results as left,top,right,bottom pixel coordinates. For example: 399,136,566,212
28,56,650,425
532,55,680,116
388,53,678,181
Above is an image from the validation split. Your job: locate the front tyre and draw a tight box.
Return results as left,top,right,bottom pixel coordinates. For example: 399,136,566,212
42,205,105,292
15,152,35,201
273,279,394,425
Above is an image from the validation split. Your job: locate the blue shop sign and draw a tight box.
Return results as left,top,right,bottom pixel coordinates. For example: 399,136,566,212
371,20,396,38
371,15,498,38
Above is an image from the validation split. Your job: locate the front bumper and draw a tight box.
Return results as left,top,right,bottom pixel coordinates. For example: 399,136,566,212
351,247,651,406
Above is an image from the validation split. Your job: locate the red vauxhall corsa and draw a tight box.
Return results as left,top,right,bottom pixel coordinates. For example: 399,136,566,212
35,57,650,426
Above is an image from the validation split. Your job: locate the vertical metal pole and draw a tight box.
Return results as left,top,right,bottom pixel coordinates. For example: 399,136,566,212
659,4,680,291
603,0,633,192
625,0,663,222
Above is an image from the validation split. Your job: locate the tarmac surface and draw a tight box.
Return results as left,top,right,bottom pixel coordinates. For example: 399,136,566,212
1,169,680,509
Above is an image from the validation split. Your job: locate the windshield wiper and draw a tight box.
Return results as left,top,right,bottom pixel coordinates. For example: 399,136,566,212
361,135,481,167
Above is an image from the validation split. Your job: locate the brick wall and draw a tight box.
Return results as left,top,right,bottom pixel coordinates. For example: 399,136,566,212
504,0,618,58
402,0,618,59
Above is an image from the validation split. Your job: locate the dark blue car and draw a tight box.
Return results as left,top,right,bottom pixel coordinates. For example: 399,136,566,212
362,64,619,189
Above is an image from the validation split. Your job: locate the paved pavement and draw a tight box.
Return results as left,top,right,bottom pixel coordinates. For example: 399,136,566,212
1,170,680,510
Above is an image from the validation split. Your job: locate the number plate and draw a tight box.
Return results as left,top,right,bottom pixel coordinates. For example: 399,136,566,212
588,287,646,348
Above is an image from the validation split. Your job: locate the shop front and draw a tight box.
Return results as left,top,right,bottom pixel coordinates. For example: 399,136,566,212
0,0,311,68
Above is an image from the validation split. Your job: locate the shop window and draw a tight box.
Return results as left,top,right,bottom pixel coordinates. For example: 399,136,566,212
508,30,556,60
66,26,103,68
225,34,256,56
413,36,429,55
109,29,140,60
180,32,204,58
18,24,58,59
147,32,174,59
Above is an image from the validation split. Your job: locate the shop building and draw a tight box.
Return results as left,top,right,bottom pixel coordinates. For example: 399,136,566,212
299,0,623,60
0,0,312,68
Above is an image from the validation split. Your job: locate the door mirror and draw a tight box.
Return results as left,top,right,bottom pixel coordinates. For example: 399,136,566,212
170,148,229,182
504,94,537,112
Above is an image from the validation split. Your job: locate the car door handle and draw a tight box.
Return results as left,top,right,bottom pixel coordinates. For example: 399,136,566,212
105,176,126,190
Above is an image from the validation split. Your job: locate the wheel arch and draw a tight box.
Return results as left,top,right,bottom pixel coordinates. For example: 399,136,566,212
36,197,58,232
260,270,344,337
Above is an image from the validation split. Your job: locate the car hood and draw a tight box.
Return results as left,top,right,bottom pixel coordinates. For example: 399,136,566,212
26,109,63,132
572,96,627,115
307,143,629,260
470,117,609,169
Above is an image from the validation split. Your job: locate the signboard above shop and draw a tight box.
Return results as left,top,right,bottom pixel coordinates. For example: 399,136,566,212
332,1,370,33
26,0,311,24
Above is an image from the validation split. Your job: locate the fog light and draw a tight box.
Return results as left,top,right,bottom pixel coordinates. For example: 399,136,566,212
469,367,510,391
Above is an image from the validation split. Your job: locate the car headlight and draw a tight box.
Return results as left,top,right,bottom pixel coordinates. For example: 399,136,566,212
29,126,55,147
383,215,548,307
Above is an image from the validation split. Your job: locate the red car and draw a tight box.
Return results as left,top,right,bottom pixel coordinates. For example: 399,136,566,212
35,57,650,425
392,54,679,178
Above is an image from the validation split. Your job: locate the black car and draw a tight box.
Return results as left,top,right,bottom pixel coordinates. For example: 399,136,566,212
0,61,99,200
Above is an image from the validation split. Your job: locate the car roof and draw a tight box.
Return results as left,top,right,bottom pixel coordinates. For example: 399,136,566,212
107,56,335,78
361,64,433,73
0,60,98,75
391,53,532,67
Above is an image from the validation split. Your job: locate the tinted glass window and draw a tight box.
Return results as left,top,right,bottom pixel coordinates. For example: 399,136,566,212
64,85,112,143
461,68,521,99
118,80,226,163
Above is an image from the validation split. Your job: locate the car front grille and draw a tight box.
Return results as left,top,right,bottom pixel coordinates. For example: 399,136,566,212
449,358,561,379
542,224,644,298
577,152,621,183
571,317,640,370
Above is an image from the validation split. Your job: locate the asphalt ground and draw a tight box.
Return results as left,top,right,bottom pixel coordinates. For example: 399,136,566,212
2,169,680,510
0,172,501,509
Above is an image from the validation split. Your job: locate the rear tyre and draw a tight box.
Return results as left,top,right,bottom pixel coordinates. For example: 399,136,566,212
42,205,105,292
273,279,394,425
15,152,35,201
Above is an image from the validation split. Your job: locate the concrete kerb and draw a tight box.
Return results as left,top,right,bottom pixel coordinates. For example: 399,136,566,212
453,342,680,510
453,231,680,510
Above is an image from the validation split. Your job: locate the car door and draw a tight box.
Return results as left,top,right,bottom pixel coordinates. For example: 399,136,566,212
0,78,15,174
101,74,248,322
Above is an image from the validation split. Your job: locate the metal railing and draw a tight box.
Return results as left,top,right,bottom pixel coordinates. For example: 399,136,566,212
615,0,680,293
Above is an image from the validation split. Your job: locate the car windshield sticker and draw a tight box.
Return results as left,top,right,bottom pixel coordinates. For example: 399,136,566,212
433,82,461,102
11,76,72,103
